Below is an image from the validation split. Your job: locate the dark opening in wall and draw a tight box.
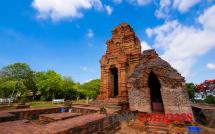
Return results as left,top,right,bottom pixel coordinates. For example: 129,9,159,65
110,67,118,97
148,72,164,113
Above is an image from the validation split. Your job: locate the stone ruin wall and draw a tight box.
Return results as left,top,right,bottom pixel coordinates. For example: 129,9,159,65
127,50,193,114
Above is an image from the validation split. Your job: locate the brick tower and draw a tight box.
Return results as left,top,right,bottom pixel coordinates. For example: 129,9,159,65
97,23,141,102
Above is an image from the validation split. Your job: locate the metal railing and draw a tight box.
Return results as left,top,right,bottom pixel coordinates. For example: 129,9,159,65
0,98,13,104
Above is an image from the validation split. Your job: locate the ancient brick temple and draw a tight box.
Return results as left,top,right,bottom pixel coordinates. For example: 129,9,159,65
98,23,192,114
97,23,141,102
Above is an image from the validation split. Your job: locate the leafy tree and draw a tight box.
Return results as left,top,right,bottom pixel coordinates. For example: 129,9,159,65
61,77,77,100
0,80,26,98
204,95,215,104
73,83,83,101
186,83,195,102
0,63,35,100
23,71,37,100
0,62,32,80
0,80,16,98
195,79,215,98
81,79,100,100
36,70,62,100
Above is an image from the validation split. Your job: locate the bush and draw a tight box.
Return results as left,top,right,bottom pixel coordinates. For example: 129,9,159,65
204,95,215,104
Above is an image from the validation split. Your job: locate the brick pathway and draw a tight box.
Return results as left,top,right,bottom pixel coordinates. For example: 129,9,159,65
39,112,82,124
0,113,107,134
0,120,46,134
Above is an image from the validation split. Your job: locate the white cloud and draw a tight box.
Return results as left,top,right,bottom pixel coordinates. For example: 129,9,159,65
87,29,94,38
155,0,201,19
113,0,152,6
207,63,215,70
141,41,151,51
32,0,106,21
173,0,201,13
113,0,153,5
128,0,151,6
155,0,171,19
80,66,95,72
80,66,88,71
82,78,94,83
146,5,215,77
105,5,113,15
199,5,215,31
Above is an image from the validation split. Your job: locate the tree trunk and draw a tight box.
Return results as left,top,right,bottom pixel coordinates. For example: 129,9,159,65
86,96,89,104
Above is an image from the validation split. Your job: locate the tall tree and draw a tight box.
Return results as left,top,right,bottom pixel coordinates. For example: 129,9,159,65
186,83,196,102
0,63,35,99
0,63,32,80
0,79,16,98
61,77,77,100
81,79,100,100
36,70,62,100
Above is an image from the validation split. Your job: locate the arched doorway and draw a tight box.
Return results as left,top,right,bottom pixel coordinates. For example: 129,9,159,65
110,67,118,97
148,72,164,113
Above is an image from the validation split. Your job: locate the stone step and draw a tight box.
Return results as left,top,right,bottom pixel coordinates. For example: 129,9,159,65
106,105,122,110
146,122,169,134
147,130,168,134
0,112,16,123
89,100,100,105
147,125,168,131
147,121,167,126
39,112,82,124
147,129,168,134
90,99,122,110
71,105,100,114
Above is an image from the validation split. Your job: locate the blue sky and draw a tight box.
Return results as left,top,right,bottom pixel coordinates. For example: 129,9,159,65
0,0,215,84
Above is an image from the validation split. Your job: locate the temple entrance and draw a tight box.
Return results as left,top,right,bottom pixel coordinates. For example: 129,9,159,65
148,72,164,113
110,67,118,97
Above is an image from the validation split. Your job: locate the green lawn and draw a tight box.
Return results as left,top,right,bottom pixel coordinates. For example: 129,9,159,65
30,101,63,108
29,100,88,108
1,100,89,110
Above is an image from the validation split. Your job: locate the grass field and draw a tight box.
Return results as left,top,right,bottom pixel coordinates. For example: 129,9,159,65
30,99,88,108
0,99,89,110
30,101,63,108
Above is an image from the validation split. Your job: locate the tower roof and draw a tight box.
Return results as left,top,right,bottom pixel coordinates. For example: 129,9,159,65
111,23,134,37
112,22,130,31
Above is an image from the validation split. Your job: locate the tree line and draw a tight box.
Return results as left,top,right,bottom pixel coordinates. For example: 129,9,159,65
0,62,100,102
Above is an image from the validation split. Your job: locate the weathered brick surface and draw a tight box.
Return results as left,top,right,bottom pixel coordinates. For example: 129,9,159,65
0,106,70,122
127,49,193,114
71,105,100,114
39,112,82,124
9,106,70,120
0,113,120,134
0,112,16,122
0,120,46,134
43,113,107,133
98,23,141,102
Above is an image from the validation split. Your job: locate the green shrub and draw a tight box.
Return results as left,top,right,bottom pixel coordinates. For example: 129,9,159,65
204,95,215,104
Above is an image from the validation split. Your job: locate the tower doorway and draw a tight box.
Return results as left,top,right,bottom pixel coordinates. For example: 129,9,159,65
148,72,164,113
110,67,118,97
